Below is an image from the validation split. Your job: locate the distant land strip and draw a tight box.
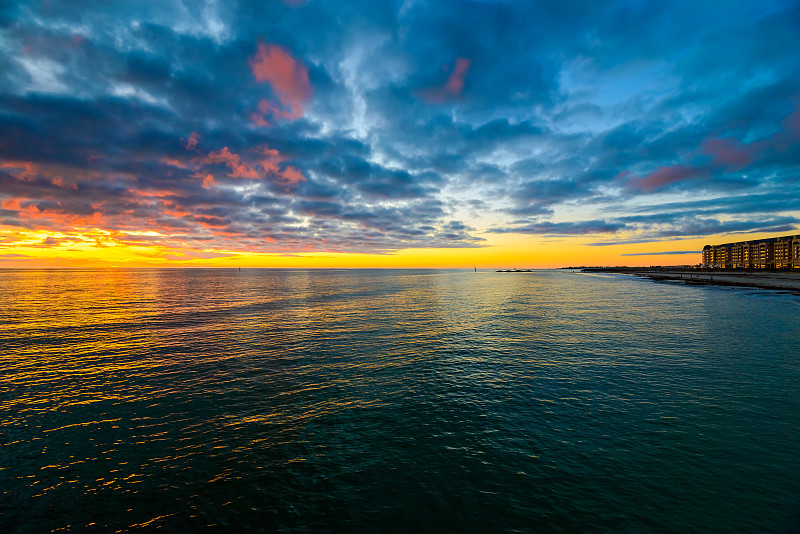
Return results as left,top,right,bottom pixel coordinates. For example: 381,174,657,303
579,268,800,295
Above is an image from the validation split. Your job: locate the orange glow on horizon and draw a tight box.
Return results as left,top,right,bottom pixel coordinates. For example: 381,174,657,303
3,226,776,269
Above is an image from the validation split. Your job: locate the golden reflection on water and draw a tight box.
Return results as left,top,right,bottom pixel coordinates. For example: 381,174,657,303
0,268,698,421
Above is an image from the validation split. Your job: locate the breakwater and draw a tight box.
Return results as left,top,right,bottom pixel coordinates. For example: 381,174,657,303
582,267,800,294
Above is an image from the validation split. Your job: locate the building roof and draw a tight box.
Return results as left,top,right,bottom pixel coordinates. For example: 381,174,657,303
706,234,800,249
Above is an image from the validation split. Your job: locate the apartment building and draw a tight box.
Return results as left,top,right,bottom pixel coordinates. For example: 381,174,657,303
701,234,800,269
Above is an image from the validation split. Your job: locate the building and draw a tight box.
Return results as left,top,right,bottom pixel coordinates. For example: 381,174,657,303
701,234,800,269
794,238,800,266
774,237,792,269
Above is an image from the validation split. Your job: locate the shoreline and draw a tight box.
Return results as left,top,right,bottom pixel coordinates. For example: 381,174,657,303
581,268,800,295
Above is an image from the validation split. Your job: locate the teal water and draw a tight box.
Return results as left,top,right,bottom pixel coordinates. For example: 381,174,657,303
1,269,799,532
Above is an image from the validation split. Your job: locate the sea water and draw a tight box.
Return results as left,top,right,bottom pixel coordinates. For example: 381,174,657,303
1,269,799,532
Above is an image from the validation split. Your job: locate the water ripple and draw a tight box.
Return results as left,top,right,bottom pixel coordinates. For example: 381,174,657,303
1,269,799,532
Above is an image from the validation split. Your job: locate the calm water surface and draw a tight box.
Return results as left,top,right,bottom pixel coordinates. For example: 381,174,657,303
1,269,799,532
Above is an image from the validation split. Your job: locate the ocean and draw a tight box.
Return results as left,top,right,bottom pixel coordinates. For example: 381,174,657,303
2,269,799,532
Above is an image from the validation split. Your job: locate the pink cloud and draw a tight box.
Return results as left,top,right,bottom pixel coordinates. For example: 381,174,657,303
418,57,472,103
782,104,800,139
202,174,217,189
627,165,706,193
248,43,312,125
254,146,282,174
250,98,305,126
613,170,631,182
253,146,306,186
702,137,752,169
281,166,306,185
185,132,199,150
445,58,471,94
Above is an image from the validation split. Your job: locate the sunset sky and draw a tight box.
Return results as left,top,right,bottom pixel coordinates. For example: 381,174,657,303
1,0,799,268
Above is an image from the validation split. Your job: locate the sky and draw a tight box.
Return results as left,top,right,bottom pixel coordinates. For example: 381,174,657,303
1,0,799,268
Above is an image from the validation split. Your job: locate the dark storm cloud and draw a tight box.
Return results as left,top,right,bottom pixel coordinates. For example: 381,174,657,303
1,0,799,254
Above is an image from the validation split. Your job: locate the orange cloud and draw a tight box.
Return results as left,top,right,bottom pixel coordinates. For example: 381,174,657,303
248,43,312,125
202,174,217,189
203,147,260,178
162,205,192,219
132,189,176,198
419,57,472,103
19,205,104,231
160,158,190,170
1,198,24,210
200,145,306,185
1,161,37,180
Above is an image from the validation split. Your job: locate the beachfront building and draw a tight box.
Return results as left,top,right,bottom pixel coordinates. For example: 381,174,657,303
774,237,792,269
701,234,800,269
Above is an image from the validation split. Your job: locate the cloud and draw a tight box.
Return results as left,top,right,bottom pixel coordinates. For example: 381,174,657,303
702,137,752,169
784,104,800,139
621,251,699,256
626,165,708,193
185,132,199,150
488,219,628,236
202,147,260,178
418,57,472,103
585,215,800,246
249,42,312,124
195,145,307,188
